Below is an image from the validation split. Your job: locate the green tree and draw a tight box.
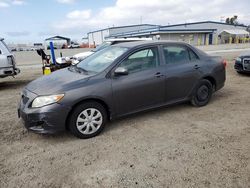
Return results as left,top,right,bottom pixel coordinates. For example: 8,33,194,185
225,15,238,25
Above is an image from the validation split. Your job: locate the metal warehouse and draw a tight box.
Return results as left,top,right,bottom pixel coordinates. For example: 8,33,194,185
88,24,159,46
88,21,249,46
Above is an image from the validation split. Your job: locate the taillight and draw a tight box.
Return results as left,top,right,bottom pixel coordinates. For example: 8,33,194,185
222,59,227,68
7,56,13,66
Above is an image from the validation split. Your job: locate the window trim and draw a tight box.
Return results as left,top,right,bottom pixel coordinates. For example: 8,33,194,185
162,44,199,65
111,45,161,76
187,48,200,62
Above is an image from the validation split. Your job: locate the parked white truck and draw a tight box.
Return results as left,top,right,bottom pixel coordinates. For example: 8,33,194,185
0,38,20,78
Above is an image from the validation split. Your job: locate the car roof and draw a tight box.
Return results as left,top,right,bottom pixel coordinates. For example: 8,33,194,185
113,40,190,48
113,40,209,57
105,38,152,42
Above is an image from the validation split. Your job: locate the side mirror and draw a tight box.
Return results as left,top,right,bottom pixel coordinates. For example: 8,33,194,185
0,50,2,55
114,67,128,76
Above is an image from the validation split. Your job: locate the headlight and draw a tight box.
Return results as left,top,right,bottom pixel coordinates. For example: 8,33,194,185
235,57,241,62
31,94,64,108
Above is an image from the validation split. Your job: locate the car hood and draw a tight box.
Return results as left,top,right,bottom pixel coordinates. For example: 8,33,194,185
25,68,91,95
239,51,250,58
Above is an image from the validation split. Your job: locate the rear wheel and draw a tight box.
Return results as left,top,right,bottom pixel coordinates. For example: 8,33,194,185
191,79,213,107
68,101,107,139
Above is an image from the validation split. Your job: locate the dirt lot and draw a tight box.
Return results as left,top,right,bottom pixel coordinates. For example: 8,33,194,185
0,50,250,187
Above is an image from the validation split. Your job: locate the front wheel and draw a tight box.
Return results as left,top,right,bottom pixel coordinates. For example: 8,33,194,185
68,101,107,139
191,79,213,107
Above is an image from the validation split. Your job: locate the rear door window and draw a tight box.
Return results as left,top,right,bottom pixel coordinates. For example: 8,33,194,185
163,45,199,64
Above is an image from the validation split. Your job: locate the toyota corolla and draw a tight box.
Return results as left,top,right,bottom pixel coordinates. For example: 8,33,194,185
18,41,226,139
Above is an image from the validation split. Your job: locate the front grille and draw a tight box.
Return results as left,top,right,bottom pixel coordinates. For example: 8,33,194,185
243,58,250,71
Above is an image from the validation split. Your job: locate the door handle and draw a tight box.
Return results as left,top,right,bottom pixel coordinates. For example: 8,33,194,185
194,64,200,69
154,72,164,78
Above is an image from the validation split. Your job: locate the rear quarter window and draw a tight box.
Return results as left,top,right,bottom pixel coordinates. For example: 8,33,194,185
188,49,199,62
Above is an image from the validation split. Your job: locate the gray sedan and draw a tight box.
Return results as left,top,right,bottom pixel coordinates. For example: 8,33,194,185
18,41,226,139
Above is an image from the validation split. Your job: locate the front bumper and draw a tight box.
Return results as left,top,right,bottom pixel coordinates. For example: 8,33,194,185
234,62,250,73
18,89,71,134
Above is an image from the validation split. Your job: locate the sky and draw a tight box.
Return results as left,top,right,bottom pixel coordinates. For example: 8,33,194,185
0,0,250,43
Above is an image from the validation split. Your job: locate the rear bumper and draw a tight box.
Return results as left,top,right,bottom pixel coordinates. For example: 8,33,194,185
14,68,20,75
0,67,20,77
215,81,225,92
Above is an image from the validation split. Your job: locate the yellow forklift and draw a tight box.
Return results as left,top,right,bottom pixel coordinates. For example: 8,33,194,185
36,42,72,75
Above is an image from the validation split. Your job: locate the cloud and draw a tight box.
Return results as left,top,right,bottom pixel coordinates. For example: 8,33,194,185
6,31,30,37
56,0,75,4
0,0,26,7
53,0,250,35
12,0,25,5
0,1,9,7
66,10,91,19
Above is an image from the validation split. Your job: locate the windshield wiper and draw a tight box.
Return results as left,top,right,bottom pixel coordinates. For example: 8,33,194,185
68,65,88,74
76,66,88,73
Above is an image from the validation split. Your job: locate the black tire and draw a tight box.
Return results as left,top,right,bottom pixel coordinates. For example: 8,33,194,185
68,101,107,139
191,79,213,107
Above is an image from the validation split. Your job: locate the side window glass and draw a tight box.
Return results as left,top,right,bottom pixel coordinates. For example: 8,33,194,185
119,48,158,73
189,49,199,62
163,46,190,64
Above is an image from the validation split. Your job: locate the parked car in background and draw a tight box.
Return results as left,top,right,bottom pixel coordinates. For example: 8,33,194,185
71,38,152,64
18,41,226,139
31,43,45,51
234,51,250,74
0,38,20,78
68,42,80,49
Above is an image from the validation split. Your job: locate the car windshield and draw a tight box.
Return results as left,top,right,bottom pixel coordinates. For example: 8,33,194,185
92,41,112,52
1,40,11,53
77,46,128,73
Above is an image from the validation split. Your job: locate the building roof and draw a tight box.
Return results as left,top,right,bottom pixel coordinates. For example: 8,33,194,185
87,24,159,34
45,35,71,41
219,29,249,35
161,21,247,28
107,21,248,39
108,28,216,38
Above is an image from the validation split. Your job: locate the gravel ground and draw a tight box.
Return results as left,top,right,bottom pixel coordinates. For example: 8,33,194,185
0,49,250,187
